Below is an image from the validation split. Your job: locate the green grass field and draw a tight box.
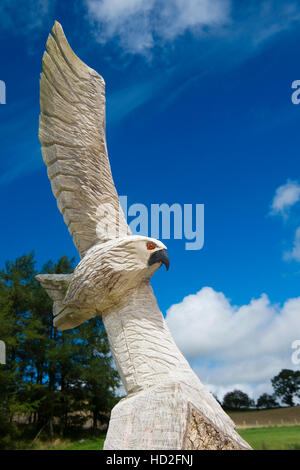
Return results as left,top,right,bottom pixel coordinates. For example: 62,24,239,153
49,436,106,450
238,425,300,450
31,435,106,450
19,407,300,450
31,425,300,450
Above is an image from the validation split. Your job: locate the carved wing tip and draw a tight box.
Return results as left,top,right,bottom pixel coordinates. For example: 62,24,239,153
49,20,105,85
52,20,62,31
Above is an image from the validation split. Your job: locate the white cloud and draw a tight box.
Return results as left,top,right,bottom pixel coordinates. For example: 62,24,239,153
270,180,300,263
84,0,300,56
153,0,230,40
284,226,300,262
166,286,300,400
86,0,155,53
85,0,230,54
270,180,300,217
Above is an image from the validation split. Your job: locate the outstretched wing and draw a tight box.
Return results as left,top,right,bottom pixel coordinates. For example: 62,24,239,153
39,21,130,258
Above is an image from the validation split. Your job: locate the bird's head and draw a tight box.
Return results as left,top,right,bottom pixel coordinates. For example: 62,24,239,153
110,235,169,277
68,235,170,313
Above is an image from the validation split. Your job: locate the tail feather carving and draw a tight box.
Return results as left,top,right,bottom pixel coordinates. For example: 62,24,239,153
36,273,97,330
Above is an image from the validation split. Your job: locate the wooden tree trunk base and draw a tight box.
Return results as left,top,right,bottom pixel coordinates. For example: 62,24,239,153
103,382,252,450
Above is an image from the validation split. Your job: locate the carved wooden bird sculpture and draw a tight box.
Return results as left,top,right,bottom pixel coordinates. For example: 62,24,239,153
36,21,251,450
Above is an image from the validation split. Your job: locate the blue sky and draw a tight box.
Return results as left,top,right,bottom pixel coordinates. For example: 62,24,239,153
1,0,300,399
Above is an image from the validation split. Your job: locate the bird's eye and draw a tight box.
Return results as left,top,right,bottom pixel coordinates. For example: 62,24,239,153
146,242,156,250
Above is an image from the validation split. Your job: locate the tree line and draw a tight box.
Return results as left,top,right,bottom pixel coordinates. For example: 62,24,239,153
0,253,120,449
220,368,300,411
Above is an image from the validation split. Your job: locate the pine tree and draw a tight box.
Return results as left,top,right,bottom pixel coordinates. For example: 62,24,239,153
0,252,121,447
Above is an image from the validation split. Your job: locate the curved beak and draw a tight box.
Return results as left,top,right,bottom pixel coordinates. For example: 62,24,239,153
148,249,170,271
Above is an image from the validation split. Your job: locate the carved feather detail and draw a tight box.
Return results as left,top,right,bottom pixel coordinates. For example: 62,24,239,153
39,21,130,258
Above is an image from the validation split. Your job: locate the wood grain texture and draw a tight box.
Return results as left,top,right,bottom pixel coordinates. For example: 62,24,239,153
39,21,130,258
182,402,247,450
37,22,252,451
103,284,251,450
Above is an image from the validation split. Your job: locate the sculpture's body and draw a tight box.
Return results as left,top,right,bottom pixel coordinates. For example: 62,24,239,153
37,22,251,450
